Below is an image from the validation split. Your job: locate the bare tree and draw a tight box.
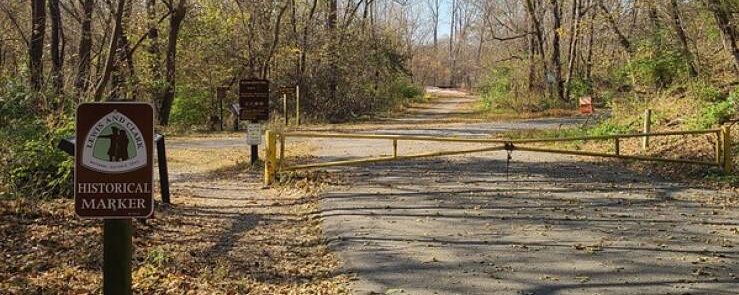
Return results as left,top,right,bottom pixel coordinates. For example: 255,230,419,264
598,0,631,53
564,0,585,99
427,0,440,84
93,0,126,101
449,0,456,86
157,0,188,124
30,0,46,91
525,0,548,92
328,0,338,100
146,0,162,100
705,0,739,75
75,0,94,94
550,0,564,101
48,0,64,93
668,0,697,77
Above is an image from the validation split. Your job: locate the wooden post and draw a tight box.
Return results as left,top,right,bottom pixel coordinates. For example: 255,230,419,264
393,139,398,158
216,87,227,131
722,126,732,173
283,93,288,125
264,130,277,185
642,109,652,150
716,130,723,166
103,219,132,295
614,137,620,155
279,133,285,168
295,85,300,126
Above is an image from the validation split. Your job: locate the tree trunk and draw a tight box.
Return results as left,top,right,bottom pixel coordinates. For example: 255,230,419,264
261,3,288,78
146,0,162,113
157,0,187,125
298,0,318,98
647,0,661,48
432,0,438,49
75,0,94,94
30,0,46,91
48,0,63,93
0,39,4,72
432,0,439,85
525,0,548,92
550,0,565,101
564,0,582,100
585,8,595,82
706,0,739,75
92,0,127,101
527,10,538,91
327,0,338,101
598,1,631,53
668,0,697,77
290,0,298,81
449,0,456,86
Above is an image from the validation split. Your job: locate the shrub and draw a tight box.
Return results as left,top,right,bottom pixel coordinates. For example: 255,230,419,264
568,77,592,100
5,133,74,198
479,67,512,110
627,41,688,90
388,76,423,102
588,119,634,136
0,81,74,198
687,89,738,129
170,86,212,128
688,79,721,102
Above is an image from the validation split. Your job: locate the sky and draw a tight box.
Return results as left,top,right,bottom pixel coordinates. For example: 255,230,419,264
437,0,453,38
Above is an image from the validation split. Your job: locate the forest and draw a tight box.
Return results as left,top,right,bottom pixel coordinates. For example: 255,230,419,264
1,1,739,294
1,0,738,194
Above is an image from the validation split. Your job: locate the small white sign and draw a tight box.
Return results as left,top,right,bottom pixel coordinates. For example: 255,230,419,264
246,123,262,145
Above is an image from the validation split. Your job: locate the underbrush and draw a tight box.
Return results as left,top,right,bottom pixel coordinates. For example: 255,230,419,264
383,76,425,108
477,66,561,113
169,85,214,131
476,64,589,116
0,81,75,199
501,79,737,185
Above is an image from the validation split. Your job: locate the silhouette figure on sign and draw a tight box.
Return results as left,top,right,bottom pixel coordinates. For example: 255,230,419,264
115,129,130,161
98,127,120,161
98,127,129,162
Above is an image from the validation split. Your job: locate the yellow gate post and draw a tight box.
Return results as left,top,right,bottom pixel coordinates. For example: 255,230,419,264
642,109,652,150
716,130,722,166
264,130,277,185
722,126,733,173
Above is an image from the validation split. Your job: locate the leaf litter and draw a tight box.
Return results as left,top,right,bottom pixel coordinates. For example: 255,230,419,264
1,144,349,294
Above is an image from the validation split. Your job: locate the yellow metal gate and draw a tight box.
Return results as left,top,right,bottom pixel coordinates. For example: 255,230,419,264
263,127,733,185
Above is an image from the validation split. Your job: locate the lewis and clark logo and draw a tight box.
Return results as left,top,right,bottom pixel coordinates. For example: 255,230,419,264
81,110,147,173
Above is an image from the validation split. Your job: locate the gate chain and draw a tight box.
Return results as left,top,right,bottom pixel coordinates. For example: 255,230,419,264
504,142,514,180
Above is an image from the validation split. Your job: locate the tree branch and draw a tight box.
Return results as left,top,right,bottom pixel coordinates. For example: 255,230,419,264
0,3,29,46
127,10,174,56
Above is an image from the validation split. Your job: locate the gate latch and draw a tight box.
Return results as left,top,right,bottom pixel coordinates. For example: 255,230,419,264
504,142,514,179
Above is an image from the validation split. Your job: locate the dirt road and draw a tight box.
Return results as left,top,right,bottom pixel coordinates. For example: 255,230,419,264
301,90,739,294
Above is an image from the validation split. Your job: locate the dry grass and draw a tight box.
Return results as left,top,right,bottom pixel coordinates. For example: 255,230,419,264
472,108,580,121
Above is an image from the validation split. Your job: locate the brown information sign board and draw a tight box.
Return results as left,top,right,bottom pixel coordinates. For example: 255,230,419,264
75,103,154,219
239,79,270,121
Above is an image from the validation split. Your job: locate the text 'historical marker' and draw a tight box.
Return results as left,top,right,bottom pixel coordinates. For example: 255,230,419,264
75,103,154,219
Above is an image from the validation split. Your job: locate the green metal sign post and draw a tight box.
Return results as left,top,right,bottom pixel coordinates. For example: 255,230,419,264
104,220,132,295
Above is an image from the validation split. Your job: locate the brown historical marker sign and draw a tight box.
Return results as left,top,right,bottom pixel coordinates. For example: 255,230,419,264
239,79,270,121
75,103,154,219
